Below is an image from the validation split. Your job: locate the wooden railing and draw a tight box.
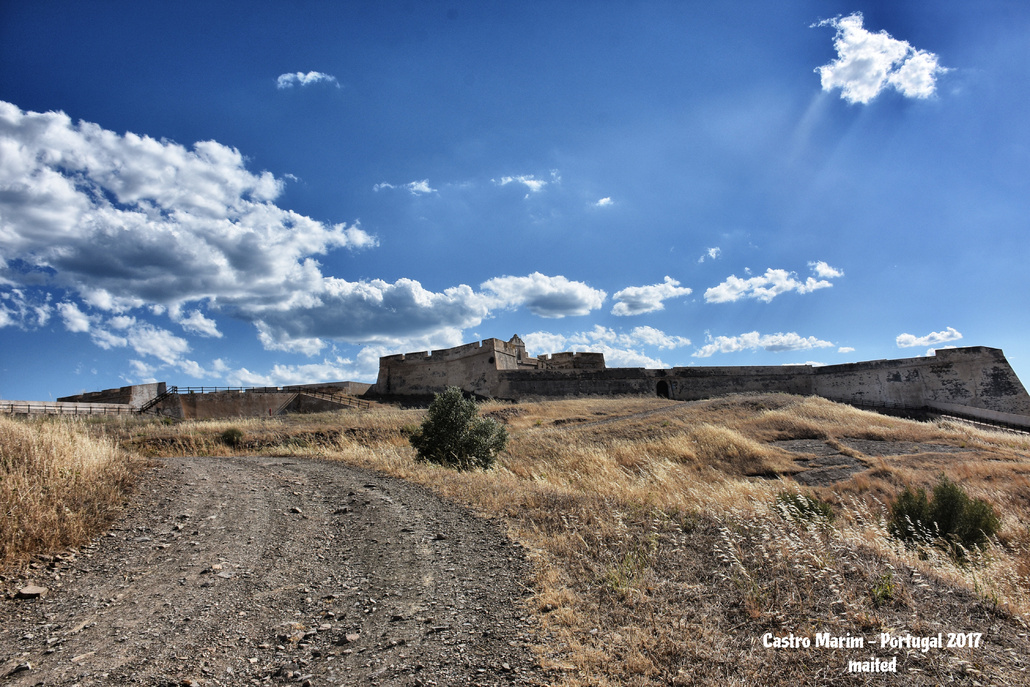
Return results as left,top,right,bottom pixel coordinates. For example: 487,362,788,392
1,401,135,416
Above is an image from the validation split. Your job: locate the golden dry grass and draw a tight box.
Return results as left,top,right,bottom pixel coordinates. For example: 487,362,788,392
0,415,140,567
17,394,1030,685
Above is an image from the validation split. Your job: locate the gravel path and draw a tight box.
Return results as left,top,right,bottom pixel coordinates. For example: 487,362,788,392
1,456,541,686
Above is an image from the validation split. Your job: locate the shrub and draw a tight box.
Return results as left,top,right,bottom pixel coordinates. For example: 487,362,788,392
220,427,245,449
409,387,508,471
889,476,1001,556
775,491,835,523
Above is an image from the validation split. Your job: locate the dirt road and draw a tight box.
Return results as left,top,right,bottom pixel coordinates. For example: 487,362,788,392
1,456,540,685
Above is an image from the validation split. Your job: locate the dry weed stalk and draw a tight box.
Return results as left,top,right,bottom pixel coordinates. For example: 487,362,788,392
0,416,138,566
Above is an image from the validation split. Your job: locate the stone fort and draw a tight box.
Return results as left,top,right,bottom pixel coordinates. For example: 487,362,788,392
375,335,1030,429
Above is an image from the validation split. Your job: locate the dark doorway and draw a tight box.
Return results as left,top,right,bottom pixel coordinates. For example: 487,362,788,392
656,380,670,399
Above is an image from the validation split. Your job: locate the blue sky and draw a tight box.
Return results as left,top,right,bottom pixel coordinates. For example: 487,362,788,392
2,1,1028,400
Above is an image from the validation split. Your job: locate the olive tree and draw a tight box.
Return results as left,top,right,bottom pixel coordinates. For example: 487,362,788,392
409,387,508,471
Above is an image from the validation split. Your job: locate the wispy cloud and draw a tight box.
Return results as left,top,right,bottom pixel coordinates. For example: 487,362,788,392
896,327,962,348
704,262,843,303
697,247,721,263
594,197,613,207
693,331,834,358
815,13,948,104
611,276,692,316
276,71,340,89
494,174,549,193
373,179,437,195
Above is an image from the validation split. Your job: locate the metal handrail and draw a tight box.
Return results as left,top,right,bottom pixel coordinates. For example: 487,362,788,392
138,386,179,413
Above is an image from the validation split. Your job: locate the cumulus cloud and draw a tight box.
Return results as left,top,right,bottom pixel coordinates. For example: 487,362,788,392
174,309,222,338
815,13,948,104
611,276,692,316
373,179,437,195
250,277,491,353
809,260,844,279
481,273,606,318
523,325,690,369
692,331,834,358
896,327,962,348
838,346,855,354
0,99,375,318
57,302,91,333
276,71,340,89
594,197,613,207
704,262,842,303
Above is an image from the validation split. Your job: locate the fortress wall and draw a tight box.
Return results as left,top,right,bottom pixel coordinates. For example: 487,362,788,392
665,366,815,400
497,366,814,400
376,339,503,397
812,347,1030,416
174,390,299,420
539,352,606,370
497,368,654,398
59,382,165,408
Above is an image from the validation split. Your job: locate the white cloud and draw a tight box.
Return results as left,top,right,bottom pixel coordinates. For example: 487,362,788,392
611,276,692,316
175,309,222,338
0,99,376,322
495,175,548,193
594,197,613,207
481,273,606,318
250,277,492,351
809,260,844,279
373,179,437,195
523,325,690,369
0,289,51,329
276,71,340,89
838,346,855,354
698,247,721,263
705,262,842,303
896,327,962,348
815,13,948,104
225,356,372,387
57,301,91,333
692,331,834,358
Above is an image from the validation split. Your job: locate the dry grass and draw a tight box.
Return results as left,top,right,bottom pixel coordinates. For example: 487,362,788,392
0,415,141,567
23,394,1030,684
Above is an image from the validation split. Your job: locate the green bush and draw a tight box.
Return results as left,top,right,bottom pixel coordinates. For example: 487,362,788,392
889,476,1000,556
409,387,508,471
775,491,835,523
220,427,245,449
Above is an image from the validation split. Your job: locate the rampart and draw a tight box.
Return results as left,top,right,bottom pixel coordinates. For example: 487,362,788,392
59,382,166,409
373,338,1030,429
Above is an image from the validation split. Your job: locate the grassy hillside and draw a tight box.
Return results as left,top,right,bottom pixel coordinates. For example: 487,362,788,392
7,394,1030,684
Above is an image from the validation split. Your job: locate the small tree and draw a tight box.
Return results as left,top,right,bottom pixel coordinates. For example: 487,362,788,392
409,387,508,471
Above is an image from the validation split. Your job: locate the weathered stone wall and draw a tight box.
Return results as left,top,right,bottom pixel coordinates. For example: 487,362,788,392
812,347,1030,418
376,339,506,397
538,352,606,370
59,382,166,409
173,390,297,420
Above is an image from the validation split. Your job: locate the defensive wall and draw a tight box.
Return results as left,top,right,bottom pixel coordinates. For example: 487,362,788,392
58,382,166,408
56,381,371,420
373,337,1030,429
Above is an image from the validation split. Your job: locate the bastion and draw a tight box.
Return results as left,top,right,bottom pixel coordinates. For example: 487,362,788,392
373,335,1030,429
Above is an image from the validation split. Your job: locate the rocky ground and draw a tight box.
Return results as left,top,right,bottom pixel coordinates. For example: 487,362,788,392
1,456,543,686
